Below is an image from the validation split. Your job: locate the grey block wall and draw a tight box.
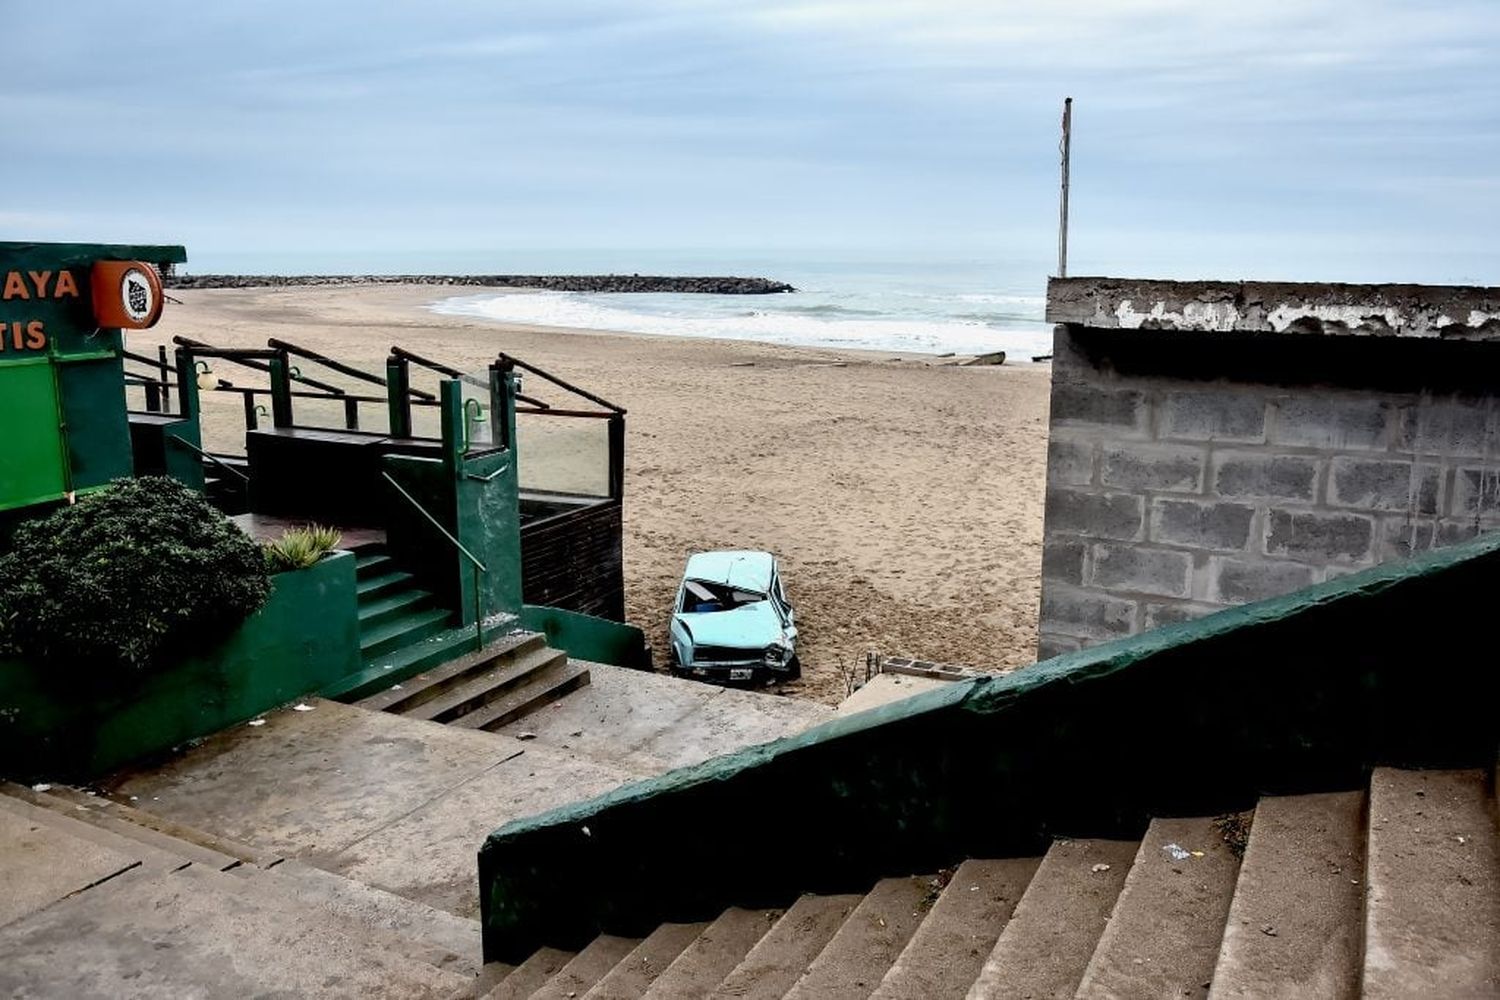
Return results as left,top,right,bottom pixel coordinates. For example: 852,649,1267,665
1037,278,1500,659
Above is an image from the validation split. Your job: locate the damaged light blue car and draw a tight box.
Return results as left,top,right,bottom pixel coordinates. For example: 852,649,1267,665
668,550,799,684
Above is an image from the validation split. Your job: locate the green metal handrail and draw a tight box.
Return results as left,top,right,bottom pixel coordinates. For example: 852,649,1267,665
381,470,488,647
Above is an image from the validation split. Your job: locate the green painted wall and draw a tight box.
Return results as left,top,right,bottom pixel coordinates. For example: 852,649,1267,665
478,530,1500,962
519,604,647,669
0,551,358,783
0,241,186,513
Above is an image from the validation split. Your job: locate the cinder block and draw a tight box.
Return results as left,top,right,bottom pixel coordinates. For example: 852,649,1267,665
1044,489,1144,540
1099,443,1204,493
1264,509,1375,563
1398,397,1499,457
1162,391,1267,443
1379,517,1436,561
1434,518,1500,549
1329,457,1440,514
1450,467,1500,516
1271,396,1392,450
1213,453,1319,501
1142,601,1221,630
1050,382,1145,433
1046,437,1095,486
1037,634,1082,660
1039,585,1136,640
1150,498,1255,551
1089,543,1191,598
1211,557,1319,604
1041,539,1087,584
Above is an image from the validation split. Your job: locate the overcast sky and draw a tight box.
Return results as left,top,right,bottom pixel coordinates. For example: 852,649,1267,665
7,1,1498,282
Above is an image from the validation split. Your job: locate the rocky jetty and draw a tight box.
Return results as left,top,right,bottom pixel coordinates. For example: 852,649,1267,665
164,274,795,294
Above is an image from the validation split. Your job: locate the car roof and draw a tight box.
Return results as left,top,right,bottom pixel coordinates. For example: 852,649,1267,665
684,550,775,593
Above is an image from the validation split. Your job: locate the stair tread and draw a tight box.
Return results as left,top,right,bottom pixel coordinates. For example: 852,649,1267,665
357,634,551,715
968,838,1136,1000
0,862,469,997
710,892,861,1000
357,569,414,595
1076,815,1244,1000
872,857,1041,1000
783,875,937,1000
402,648,567,723
359,607,453,653
445,659,590,730
1362,767,1500,999
358,588,434,622
485,946,575,1000
0,787,220,877
641,907,785,1000
529,934,642,1000
583,922,709,1000
1208,791,1364,1000
321,626,481,701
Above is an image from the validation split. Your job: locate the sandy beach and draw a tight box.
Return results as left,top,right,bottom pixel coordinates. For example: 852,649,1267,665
135,285,1050,704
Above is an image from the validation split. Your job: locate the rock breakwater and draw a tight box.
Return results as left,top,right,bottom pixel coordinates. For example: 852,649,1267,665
164,274,795,294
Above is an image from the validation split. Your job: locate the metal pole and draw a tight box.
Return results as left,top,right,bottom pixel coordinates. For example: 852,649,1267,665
1058,96,1073,278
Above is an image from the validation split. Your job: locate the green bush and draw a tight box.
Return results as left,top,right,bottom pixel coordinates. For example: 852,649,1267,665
263,524,342,573
0,477,271,671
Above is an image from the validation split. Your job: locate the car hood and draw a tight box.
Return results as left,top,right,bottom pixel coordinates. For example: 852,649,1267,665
674,601,784,648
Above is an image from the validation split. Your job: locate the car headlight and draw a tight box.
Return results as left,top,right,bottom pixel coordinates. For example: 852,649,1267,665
763,646,785,665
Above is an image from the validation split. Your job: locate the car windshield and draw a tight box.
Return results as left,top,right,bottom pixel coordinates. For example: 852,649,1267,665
680,578,767,614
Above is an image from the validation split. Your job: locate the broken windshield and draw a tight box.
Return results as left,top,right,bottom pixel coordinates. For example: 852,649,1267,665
680,578,767,614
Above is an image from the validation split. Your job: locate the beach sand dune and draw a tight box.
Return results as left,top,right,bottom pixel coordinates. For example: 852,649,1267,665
138,285,1050,704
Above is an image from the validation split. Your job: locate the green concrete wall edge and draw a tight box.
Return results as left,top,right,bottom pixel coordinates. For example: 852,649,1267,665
519,604,648,668
0,242,186,266
478,530,1500,961
0,550,359,782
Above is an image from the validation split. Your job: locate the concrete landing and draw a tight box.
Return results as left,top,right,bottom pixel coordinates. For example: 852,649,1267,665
835,673,952,716
493,661,833,772
100,675,830,919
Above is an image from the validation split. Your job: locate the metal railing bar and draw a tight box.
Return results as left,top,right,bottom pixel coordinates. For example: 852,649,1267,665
514,406,615,419
167,436,251,483
497,352,625,415
268,338,437,401
173,336,348,395
380,471,487,572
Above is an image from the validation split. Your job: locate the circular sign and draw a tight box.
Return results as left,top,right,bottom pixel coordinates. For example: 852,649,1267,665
120,267,156,324
89,261,165,329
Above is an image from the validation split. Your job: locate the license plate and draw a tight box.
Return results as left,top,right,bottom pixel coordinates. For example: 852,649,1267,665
729,668,753,680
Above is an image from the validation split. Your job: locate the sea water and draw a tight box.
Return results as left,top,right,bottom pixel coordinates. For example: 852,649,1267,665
427,253,1053,360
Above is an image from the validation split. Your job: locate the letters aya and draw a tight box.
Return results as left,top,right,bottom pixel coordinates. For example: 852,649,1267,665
2,269,80,351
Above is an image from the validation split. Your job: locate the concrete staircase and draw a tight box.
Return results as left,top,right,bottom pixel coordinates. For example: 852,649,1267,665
478,767,1500,999
0,781,481,998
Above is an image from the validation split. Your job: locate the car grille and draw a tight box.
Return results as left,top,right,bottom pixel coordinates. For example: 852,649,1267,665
690,644,760,664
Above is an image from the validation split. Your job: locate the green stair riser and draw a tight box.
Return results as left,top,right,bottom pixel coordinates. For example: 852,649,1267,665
358,590,438,631
355,554,394,580
360,609,454,661
321,629,485,702
357,570,416,601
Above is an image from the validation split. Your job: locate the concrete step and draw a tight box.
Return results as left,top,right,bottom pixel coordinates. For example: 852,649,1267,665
1075,815,1244,1000
358,568,417,600
360,606,455,660
641,907,785,1000
357,631,546,714
871,857,1041,1000
0,782,248,872
484,946,576,1000
0,787,217,877
583,922,709,1000
0,800,142,930
230,858,481,973
359,587,438,630
1363,767,1500,999
783,874,937,1000
710,892,862,1000
967,838,1136,1000
387,646,564,724
355,550,394,579
0,862,470,998
1208,791,1364,1000
321,625,480,701
529,934,643,1000
446,658,592,731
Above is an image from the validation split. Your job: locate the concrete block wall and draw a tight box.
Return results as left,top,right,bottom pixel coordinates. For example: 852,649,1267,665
1037,278,1500,659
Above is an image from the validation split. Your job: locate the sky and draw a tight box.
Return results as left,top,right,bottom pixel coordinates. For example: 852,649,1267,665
6,1,1499,283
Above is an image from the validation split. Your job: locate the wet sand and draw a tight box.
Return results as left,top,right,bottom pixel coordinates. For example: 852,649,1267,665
137,284,1051,704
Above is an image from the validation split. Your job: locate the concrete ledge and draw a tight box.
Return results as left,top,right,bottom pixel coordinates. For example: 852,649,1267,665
1046,278,1500,338
478,530,1500,962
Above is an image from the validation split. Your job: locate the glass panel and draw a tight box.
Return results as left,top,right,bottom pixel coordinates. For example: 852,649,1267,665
516,412,610,497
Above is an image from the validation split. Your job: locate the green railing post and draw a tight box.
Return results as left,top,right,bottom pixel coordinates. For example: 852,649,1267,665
438,379,464,472
387,354,412,437
173,348,200,421
268,354,293,428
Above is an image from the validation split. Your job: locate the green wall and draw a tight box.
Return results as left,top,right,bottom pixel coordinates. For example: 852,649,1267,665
478,530,1500,962
0,551,359,782
519,604,647,669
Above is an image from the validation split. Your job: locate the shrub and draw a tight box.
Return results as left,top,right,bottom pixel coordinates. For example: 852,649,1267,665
263,524,342,573
0,477,272,671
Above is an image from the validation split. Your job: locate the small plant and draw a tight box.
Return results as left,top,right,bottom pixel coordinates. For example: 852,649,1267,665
262,524,342,573
0,477,272,671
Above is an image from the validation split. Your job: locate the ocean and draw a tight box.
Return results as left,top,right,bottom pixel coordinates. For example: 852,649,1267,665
191,250,1056,360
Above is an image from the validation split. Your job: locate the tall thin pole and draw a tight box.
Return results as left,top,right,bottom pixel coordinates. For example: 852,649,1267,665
1058,97,1073,278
